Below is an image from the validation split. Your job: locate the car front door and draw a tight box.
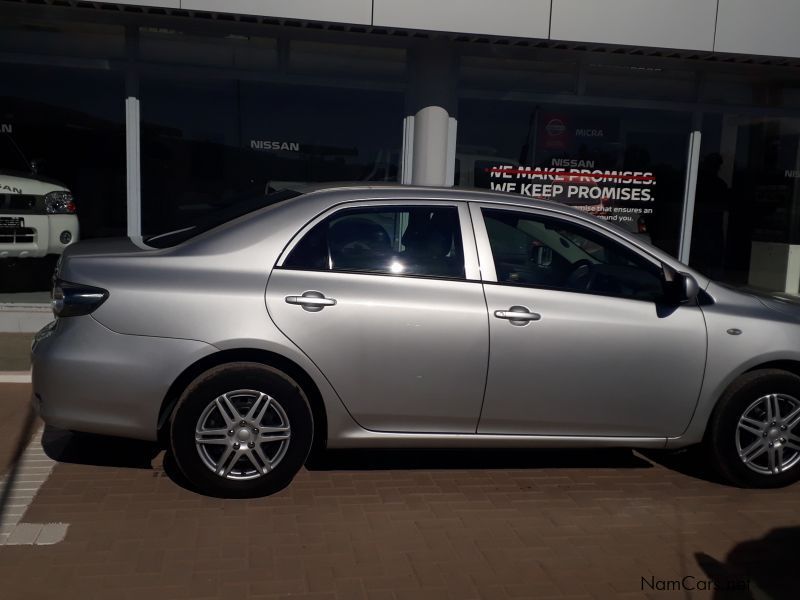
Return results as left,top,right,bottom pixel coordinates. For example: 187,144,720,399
266,200,488,433
472,204,707,438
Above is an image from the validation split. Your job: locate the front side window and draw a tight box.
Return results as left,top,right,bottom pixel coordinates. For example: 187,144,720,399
482,208,664,302
284,206,465,279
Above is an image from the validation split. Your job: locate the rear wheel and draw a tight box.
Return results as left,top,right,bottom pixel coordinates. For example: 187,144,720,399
706,369,800,488
170,362,313,497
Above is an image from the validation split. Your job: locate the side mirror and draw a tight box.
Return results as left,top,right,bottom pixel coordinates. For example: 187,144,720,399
677,272,700,304
662,264,700,304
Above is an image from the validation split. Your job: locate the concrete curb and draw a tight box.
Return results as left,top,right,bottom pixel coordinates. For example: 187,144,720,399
0,304,52,333
0,372,31,383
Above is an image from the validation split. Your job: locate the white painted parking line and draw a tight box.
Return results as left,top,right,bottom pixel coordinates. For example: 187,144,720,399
0,371,31,384
0,426,68,546
35,523,69,545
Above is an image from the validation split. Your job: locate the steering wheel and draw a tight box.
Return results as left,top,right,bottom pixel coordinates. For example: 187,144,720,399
566,259,597,291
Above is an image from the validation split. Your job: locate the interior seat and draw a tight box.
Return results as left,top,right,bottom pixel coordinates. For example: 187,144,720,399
401,210,462,277
328,217,393,272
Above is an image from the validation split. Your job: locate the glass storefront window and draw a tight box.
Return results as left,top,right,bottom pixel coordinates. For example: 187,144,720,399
456,99,691,256
0,63,126,295
288,41,406,82
459,55,578,95
140,77,404,236
691,113,800,293
138,27,407,237
0,19,126,61
139,27,280,70
583,62,698,103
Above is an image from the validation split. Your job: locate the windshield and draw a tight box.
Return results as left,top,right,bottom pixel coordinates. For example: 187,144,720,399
144,188,302,248
0,133,31,174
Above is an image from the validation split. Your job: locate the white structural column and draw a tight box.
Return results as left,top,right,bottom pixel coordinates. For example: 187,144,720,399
125,96,142,240
445,116,458,187
412,107,450,186
407,43,458,187
400,115,415,185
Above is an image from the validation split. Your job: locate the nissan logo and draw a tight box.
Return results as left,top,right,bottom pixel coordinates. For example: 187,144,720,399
545,118,566,137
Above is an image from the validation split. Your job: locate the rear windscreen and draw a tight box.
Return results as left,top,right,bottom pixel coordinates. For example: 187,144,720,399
144,188,301,248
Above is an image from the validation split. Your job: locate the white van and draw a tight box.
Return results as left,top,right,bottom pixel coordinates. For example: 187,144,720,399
1,133,79,260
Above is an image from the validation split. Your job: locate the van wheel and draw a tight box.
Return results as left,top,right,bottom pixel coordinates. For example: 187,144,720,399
170,362,313,497
706,369,800,488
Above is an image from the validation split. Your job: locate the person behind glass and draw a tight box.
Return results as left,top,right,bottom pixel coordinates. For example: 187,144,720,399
691,153,728,280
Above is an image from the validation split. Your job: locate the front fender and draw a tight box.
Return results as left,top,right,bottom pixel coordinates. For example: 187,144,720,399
668,299,800,448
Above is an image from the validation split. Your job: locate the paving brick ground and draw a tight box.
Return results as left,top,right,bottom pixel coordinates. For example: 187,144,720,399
0,383,36,466
1,382,798,599
0,332,32,371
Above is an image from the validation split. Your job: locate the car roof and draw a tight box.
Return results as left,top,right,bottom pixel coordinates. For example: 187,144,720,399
292,182,578,214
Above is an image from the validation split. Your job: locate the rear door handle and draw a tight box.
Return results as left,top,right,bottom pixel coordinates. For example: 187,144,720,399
285,291,337,312
494,306,541,325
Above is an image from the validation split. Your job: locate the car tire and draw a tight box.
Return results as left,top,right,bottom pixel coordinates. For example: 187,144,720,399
170,362,313,497
706,369,800,488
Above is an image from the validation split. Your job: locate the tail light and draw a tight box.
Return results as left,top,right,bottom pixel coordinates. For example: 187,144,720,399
51,280,108,318
44,191,77,214
637,217,648,234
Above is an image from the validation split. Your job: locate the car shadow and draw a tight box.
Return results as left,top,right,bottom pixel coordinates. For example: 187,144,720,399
0,402,38,528
36,428,672,497
40,425,654,474
695,527,800,599
305,446,653,471
41,426,161,469
638,447,730,486
37,427,220,498
161,447,656,499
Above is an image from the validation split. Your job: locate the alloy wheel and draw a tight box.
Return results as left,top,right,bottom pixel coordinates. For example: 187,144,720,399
736,393,800,475
194,389,291,480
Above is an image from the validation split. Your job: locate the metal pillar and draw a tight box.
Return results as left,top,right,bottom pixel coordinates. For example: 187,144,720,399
678,130,702,264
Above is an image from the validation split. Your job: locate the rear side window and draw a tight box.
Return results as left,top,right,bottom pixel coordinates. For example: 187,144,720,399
283,206,465,279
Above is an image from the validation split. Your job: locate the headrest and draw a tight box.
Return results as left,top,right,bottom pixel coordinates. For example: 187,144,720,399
402,212,455,258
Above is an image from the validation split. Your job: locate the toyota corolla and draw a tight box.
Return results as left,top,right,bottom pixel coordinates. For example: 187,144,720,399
31,185,800,496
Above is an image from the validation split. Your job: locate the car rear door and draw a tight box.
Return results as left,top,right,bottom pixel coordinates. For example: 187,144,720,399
472,203,707,438
265,200,489,433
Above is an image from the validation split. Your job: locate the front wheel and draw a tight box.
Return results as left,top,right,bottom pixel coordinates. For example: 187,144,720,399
170,362,313,497
706,369,800,488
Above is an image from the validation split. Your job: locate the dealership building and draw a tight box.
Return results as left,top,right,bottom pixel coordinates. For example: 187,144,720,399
2,0,800,322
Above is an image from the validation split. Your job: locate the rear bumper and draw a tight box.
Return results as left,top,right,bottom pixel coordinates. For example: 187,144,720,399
31,315,216,441
0,214,79,258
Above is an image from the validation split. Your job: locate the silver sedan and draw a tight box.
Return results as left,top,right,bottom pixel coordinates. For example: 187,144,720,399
32,185,800,496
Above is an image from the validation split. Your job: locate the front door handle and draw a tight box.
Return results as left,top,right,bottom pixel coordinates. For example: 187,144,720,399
285,291,337,312
494,306,541,325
